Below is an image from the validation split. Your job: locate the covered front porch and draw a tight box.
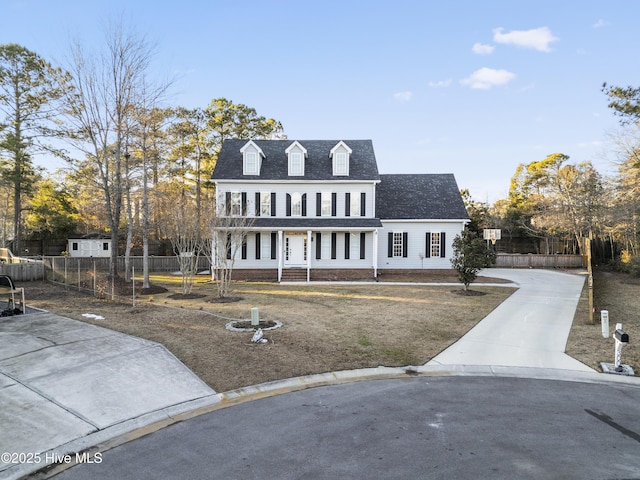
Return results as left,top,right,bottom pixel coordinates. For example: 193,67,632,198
275,228,380,282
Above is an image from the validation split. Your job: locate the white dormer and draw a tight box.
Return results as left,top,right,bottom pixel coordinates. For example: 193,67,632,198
330,141,352,176
285,141,307,176
240,140,265,175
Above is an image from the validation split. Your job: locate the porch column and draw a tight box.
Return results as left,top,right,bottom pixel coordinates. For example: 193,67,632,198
277,230,283,282
307,230,312,283
372,229,378,277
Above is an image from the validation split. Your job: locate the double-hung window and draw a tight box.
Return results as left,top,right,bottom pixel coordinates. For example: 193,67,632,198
350,193,361,217
290,152,303,175
350,233,360,259
335,152,348,175
230,192,242,216
245,152,258,174
430,232,441,258
388,232,408,258
260,192,271,216
321,192,332,216
261,234,271,259
291,192,302,216
393,232,404,257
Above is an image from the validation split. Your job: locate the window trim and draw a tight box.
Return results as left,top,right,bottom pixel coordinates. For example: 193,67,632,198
260,191,271,217
230,192,242,216
244,151,258,175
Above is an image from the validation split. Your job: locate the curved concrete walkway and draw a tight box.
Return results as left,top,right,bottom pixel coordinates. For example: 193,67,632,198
428,268,593,371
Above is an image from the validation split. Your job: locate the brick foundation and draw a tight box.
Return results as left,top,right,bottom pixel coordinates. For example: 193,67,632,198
228,268,456,282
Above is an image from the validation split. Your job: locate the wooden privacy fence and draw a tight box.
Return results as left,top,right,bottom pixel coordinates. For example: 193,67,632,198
494,254,586,269
0,261,45,282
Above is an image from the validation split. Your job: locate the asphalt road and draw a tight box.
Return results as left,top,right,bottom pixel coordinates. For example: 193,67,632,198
54,376,640,480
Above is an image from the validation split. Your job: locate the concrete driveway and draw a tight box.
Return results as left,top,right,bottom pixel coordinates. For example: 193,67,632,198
427,268,594,371
0,312,218,479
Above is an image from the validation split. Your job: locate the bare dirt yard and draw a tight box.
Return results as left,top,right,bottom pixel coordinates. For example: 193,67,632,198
22,273,513,392
18,268,635,392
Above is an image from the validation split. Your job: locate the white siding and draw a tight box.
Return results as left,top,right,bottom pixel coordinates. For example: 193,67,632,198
68,239,110,258
377,221,466,270
216,182,377,219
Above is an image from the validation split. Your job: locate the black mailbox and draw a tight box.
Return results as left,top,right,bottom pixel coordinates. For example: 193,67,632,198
614,329,629,343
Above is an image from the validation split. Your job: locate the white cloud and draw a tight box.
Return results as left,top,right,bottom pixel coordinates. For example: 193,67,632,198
460,67,516,89
472,43,495,55
593,19,610,28
393,91,413,102
427,79,452,88
493,27,558,52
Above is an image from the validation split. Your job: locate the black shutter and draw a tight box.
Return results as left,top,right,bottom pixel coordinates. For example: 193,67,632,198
226,233,231,259
425,232,431,258
331,193,337,216
255,232,261,259
241,237,247,259
402,232,408,258
316,193,321,216
270,193,276,216
255,192,261,216
360,193,366,216
302,194,307,217
225,192,231,216
316,232,322,259
388,232,393,257
241,192,247,216
331,232,337,259
286,194,291,216
440,232,446,258
345,193,351,217
271,232,277,259
360,232,366,259
344,233,350,259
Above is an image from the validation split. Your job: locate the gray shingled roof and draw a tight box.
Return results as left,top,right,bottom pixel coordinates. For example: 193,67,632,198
376,174,469,220
212,139,380,181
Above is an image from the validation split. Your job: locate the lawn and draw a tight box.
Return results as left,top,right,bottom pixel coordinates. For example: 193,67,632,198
25,274,514,392
566,268,640,372
23,267,635,392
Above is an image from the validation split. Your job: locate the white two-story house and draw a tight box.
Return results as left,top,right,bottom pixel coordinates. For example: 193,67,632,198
211,139,469,281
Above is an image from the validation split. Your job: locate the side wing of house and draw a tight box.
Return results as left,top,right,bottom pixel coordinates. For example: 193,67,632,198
375,174,469,271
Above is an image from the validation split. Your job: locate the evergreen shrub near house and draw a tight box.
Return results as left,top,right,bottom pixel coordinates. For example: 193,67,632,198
451,228,496,290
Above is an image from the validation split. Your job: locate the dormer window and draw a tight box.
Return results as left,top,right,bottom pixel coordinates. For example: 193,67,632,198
240,140,264,176
245,152,258,174
290,152,303,175
335,153,347,175
330,141,352,176
286,141,307,176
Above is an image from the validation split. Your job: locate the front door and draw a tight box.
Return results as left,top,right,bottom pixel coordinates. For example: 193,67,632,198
285,235,306,266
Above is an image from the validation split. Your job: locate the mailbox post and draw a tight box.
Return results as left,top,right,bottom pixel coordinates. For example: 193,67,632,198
613,323,629,373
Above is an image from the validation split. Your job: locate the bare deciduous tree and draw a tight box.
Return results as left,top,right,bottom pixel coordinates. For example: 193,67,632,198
200,206,254,298
63,22,157,279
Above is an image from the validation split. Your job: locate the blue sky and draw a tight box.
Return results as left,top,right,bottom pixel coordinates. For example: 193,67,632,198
2,0,636,202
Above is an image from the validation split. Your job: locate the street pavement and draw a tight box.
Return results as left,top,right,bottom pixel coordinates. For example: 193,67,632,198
2,268,640,479
52,374,640,480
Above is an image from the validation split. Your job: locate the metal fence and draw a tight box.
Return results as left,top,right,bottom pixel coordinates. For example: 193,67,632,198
494,253,586,269
36,256,211,299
